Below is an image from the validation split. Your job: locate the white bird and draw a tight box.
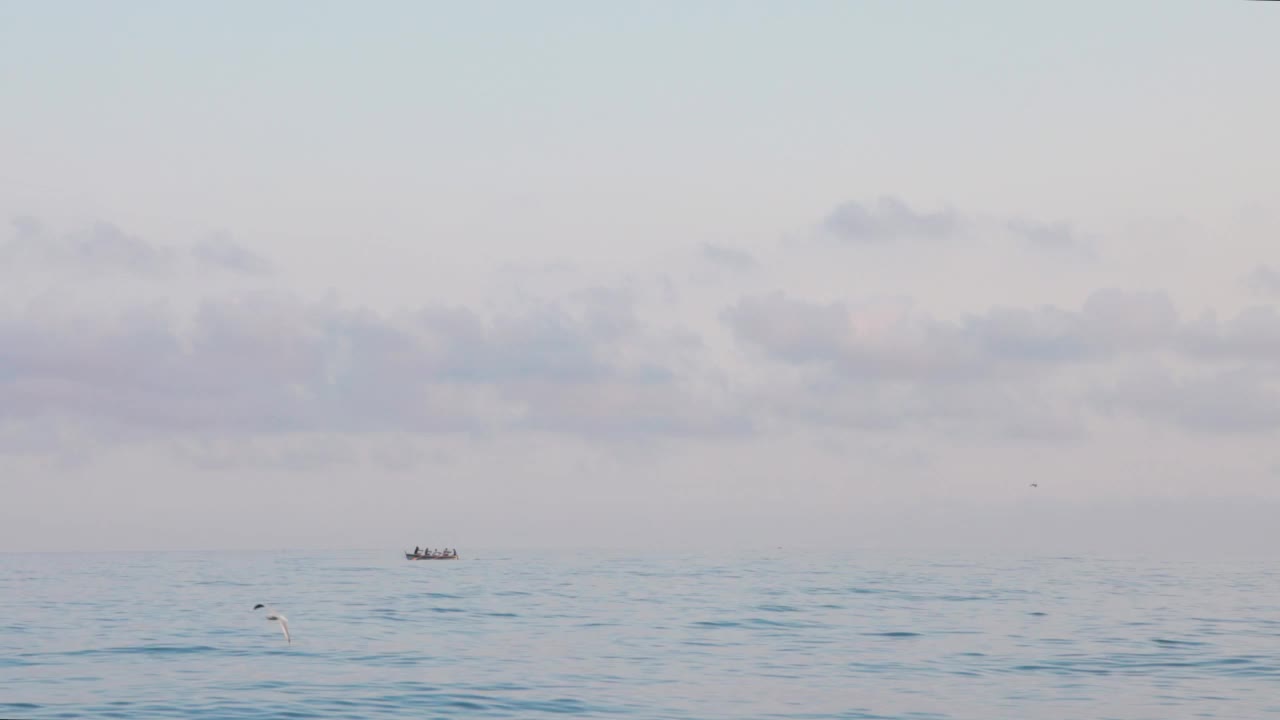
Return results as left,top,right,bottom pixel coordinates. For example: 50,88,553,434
253,604,291,644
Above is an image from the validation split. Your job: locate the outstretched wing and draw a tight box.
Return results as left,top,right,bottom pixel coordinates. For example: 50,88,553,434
277,615,290,644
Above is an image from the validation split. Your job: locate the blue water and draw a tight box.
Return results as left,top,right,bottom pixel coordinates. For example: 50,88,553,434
3,549,1280,719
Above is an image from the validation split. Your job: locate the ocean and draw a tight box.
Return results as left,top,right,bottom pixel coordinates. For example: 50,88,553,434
3,549,1278,719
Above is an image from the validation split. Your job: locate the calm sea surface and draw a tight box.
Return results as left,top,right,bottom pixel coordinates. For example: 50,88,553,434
3,549,1279,719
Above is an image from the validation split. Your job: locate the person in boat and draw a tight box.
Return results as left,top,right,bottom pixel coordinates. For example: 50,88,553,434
413,546,420,556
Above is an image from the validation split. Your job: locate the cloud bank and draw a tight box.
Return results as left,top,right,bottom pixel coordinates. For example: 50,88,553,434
4,204,1278,524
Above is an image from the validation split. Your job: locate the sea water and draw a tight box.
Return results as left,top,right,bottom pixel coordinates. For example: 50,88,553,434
3,549,1279,719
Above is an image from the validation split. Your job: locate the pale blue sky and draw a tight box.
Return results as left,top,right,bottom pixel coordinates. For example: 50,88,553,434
4,1,1274,236
2,2,1279,552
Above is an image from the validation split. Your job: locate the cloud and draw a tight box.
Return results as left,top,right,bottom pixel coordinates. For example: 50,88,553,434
191,235,275,275
2,220,173,273
815,199,1097,263
1007,218,1091,255
700,243,757,271
1181,305,1280,363
171,434,363,471
1098,368,1280,433
723,289,1184,380
723,288,1280,435
70,223,172,270
4,217,274,277
11,215,41,240
1244,264,1280,295
0,292,740,457
6,212,1277,463
821,196,961,243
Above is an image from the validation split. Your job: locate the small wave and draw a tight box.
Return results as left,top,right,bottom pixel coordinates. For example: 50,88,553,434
191,580,251,586
1013,663,1112,676
745,617,823,629
864,631,922,638
32,644,221,658
757,604,800,613
691,620,740,629
344,654,421,667
505,697,594,714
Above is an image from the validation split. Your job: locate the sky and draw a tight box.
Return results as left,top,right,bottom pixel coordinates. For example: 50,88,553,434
2,1,1279,553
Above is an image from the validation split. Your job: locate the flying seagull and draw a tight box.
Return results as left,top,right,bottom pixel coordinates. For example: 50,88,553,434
1029,483,1039,488
253,604,291,644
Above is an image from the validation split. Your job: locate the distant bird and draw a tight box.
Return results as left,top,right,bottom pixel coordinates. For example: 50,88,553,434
253,604,291,644
1029,483,1039,488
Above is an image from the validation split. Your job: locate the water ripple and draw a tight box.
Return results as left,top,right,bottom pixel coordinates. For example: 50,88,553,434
4,549,1280,718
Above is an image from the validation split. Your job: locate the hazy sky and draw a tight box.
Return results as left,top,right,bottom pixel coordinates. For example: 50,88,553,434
3,1,1279,553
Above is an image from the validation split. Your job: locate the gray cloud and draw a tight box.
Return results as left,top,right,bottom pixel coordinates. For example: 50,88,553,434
1244,264,1280,295
11,215,42,240
1098,368,1280,433
171,434,363,471
1181,305,1280,364
0,292,740,457
723,289,1280,435
821,196,961,243
1007,218,1091,255
2,220,173,273
700,243,757,271
191,235,275,275
723,289,1184,381
69,223,172,270
817,200,1098,261
4,217,274,277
